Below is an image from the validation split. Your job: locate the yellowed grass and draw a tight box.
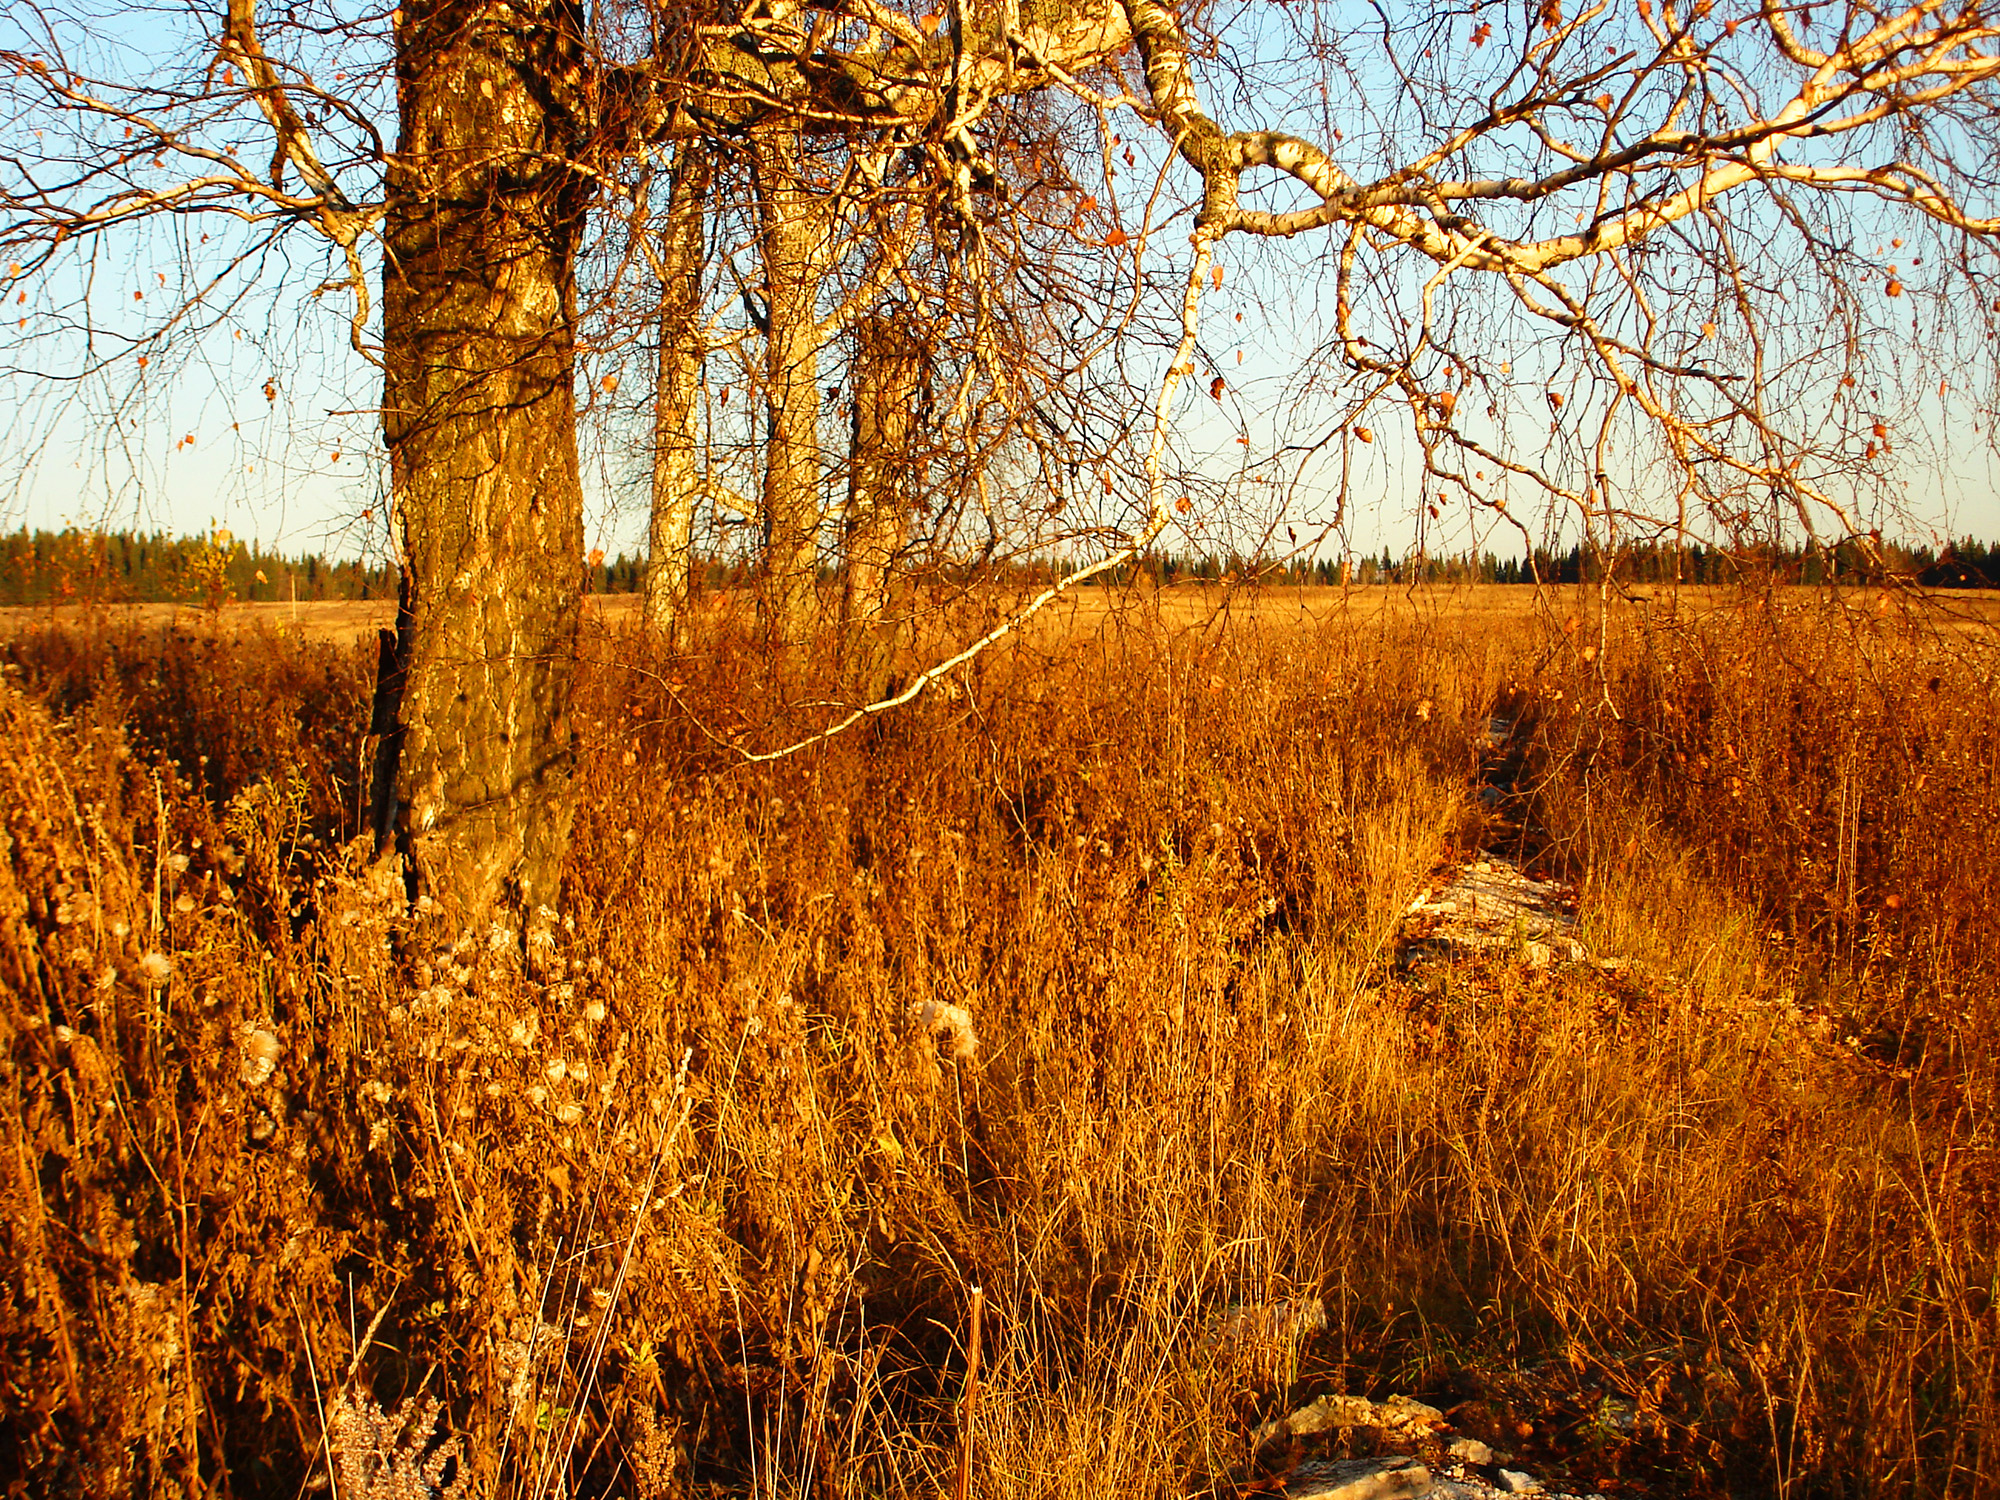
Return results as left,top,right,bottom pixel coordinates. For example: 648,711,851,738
0,593,1994,1498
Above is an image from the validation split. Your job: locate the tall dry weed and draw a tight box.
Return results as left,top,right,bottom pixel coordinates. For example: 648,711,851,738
0,591,1994,1498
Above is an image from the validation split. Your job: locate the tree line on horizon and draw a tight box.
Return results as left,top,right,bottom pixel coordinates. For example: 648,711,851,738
6,525,1999,610
1230,535,2000,589
0,526,395,608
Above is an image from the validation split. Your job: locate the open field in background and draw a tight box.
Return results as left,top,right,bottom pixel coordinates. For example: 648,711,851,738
2,586,1999,1498
8,579,2000,649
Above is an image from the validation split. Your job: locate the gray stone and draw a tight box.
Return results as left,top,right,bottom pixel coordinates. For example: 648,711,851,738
1400,853,1579,958
1289,1456,1435,1500
1283,1393,1386,1436
1261,1392,1444,1447
1494,1470,1542,1495
1379,1394,1446,1431
1446,1437,1494,1466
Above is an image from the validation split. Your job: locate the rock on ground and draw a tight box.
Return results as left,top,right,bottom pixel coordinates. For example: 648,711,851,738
1289,1457,1434,1500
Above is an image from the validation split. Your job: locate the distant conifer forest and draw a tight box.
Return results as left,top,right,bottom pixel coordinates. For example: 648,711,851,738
2,525,1996,609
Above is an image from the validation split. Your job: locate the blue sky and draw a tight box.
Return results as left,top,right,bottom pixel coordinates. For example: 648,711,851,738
4,0,1998,562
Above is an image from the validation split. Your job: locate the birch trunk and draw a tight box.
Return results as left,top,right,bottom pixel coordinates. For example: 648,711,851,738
752,130,826,645
842,310,926,699
379,0,588,946
643,141,711,639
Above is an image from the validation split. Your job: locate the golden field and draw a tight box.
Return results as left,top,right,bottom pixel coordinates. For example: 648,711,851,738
2,581,1998,1498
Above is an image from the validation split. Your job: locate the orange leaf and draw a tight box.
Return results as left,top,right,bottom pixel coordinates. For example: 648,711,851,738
1594,93,1612,111
919,13,940,34
5,262,17,277
1872,421,1889,438
1471,21,1492,44
1891,238,1903,248
1701,321,1716,337
1210,263,1223,289
136,354,147,368
329,450,340,461
601,374,619,393
1356,426,1374,443
1175,496,1193,515
1547,390,1565,409
1885,279,1903,297
1210,376,1226,401
1077,195,1097,212
1235,436,1250,446
1102,227,1128,247
1102,474,1114,494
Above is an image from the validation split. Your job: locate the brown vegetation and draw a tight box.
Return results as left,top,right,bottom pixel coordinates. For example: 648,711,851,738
1,590,1996,1497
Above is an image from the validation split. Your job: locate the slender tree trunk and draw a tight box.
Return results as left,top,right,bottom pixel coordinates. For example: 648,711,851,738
643,140,711,639
842,308,925,699
380,0,589,946
752,130,825,645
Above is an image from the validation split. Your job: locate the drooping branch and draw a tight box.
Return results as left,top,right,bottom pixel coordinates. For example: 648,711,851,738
1114,0,2000,277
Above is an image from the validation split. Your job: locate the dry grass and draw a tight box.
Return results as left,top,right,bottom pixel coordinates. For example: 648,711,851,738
0,589,1995,1499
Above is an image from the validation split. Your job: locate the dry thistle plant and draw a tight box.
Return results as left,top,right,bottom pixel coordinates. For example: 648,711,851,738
326,1391,472,1500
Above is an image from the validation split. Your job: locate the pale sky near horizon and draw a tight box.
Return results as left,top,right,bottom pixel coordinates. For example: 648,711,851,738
15,249,1995,564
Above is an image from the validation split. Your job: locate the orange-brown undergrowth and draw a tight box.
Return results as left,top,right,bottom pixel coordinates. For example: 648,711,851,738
0,591,1994,1498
